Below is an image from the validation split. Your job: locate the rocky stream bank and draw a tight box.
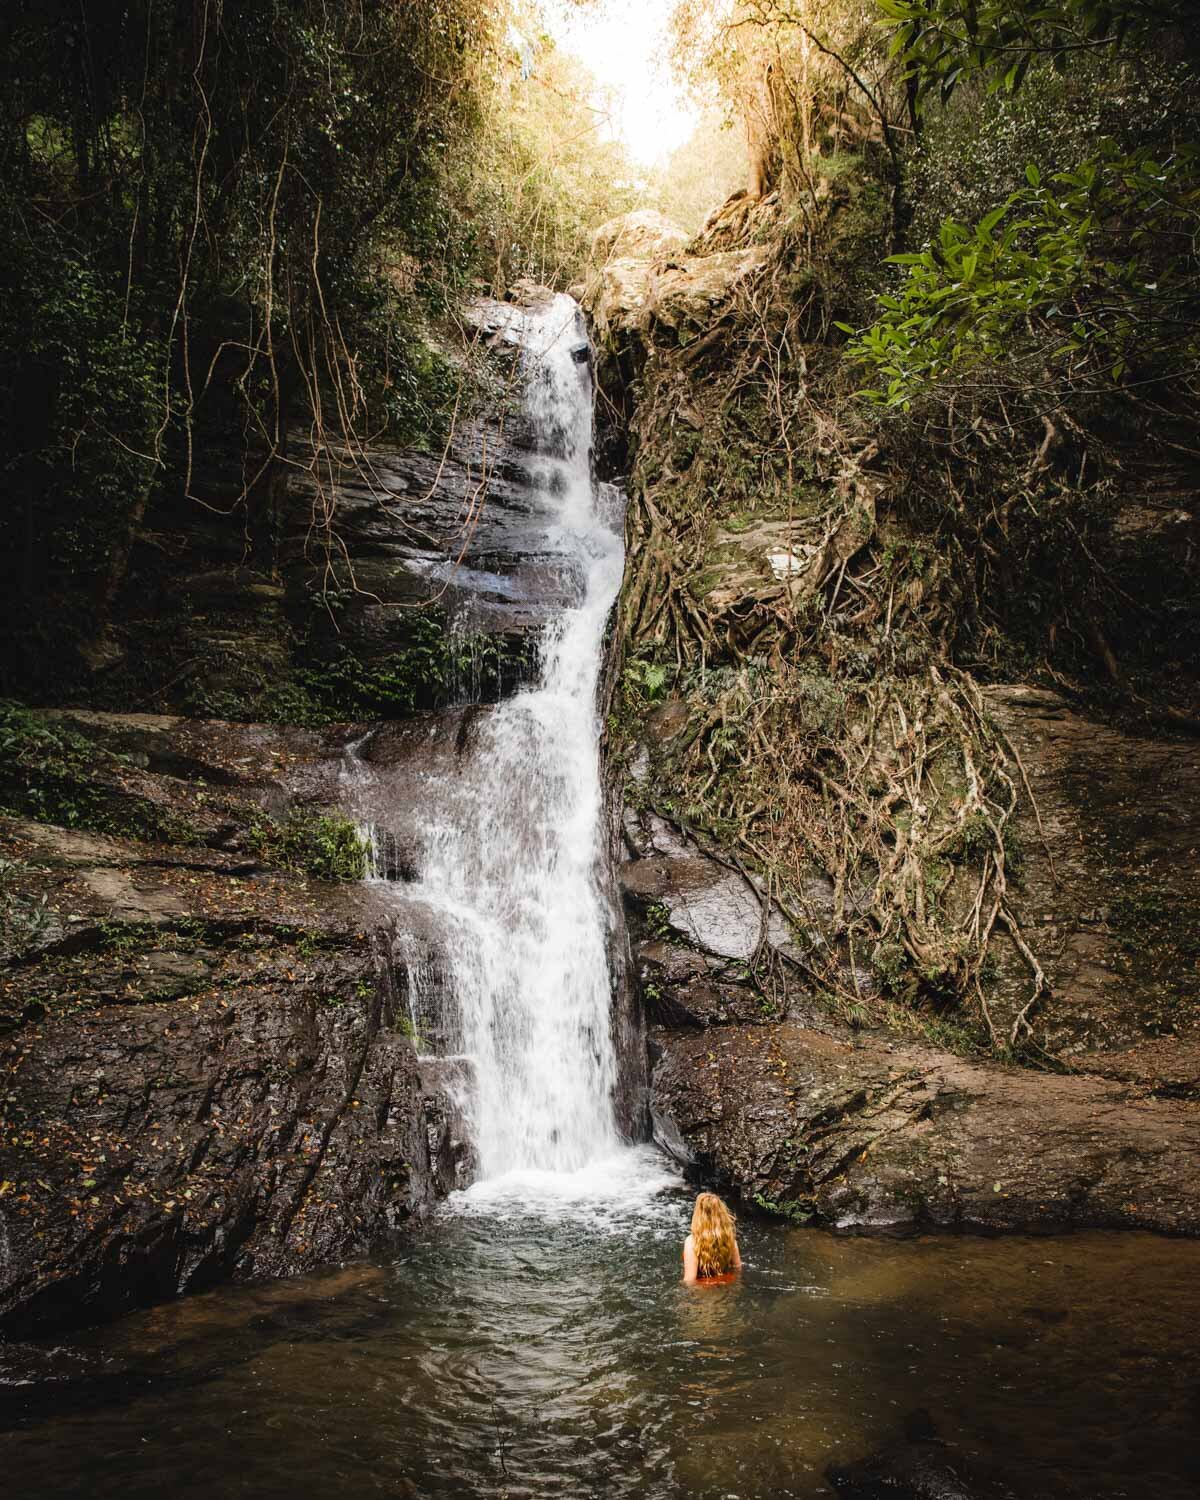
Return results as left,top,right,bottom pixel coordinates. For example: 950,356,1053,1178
617,679,1200,1234
0,713,473,1334
591,204,1200,1237
0,290,617,1335
3,247,1199,1350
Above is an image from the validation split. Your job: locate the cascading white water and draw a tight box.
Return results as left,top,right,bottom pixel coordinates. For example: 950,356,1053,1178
389,293,625,1178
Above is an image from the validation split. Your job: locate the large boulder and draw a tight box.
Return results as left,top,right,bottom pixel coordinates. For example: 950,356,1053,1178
0,713,476,1335
644,244,772,345
651,1021,1200,1233
590,209,688,264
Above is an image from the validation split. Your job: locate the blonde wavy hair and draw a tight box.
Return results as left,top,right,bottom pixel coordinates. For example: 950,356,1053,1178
691,1191,737,1277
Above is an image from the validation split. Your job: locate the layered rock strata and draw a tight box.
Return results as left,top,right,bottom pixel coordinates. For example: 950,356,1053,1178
0,715,469,1333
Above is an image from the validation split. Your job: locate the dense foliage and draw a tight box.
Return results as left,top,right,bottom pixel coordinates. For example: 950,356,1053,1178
878,0,1197,100
847,147,1200,404
0,0,491,680
849,8,1200,406
0,1,636,691
608,0,1200,1052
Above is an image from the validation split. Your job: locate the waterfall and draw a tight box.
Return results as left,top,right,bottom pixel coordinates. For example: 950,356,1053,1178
353,293,626,1181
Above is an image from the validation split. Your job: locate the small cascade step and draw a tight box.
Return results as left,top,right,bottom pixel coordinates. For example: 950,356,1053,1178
358,824,418,883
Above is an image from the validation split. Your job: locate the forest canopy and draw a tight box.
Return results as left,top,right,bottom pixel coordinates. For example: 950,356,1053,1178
0,0,639,681
1,0,1196,697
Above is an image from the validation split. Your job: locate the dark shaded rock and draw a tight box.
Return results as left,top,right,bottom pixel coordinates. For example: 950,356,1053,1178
0,711,373,880
420,1058,477,1195
0,916,435,1335
1073,1032,1200,1098
0,712,475,1335
637,941,779,1027
619,803,836,1051
983,685,1200,1061
650,1022,1200,1233
281,427,580,647
827,1440,1021,1500
275,296,602,674
61,291,589,721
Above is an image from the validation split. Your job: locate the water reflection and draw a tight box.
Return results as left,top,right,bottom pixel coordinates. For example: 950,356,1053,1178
4,1164,1199,1499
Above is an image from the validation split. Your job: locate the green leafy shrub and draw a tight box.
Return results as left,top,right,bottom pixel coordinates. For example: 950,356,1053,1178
625,660,670,703
878,0,1192,104
247,811,368,882
751,1192,813,1225
844,146,1200,405
0,0,639,685
0,701,193,842
0,856,53,950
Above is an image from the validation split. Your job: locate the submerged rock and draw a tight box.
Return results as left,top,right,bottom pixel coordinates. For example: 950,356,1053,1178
827,1441,1023,1500
827,1412,1051,1500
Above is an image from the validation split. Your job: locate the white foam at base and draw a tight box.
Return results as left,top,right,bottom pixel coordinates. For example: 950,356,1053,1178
448,1145,684,1233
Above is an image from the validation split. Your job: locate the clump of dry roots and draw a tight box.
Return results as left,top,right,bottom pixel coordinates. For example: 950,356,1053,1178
615,274,1050,1056
645,656,1050,1053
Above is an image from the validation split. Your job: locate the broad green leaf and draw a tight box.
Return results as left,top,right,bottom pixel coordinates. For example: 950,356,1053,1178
979,205,1008,237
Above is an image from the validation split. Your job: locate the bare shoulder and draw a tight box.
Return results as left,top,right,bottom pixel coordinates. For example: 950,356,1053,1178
683,1233,694,1251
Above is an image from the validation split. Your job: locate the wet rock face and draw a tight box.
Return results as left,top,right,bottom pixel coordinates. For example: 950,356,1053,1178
650,1023,1200,1234
621,809,802,963
620,793,832,1035
621,686,1200,1237
282,414,580,652
419,1060,477,1197
1,932,425,1335
0,716,467,1335
1,285,641,1332
827,1430,1027,1500
76,286,586,722
289,293,602,651
635,942,776,1029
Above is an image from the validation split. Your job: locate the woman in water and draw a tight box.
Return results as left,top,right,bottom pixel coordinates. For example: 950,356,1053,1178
682,1191,742,1284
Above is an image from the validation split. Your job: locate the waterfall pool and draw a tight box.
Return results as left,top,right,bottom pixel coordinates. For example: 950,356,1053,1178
5,1147,1198,1499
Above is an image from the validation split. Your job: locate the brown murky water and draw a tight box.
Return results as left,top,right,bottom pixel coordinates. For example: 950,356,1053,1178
3,1162,1198,1498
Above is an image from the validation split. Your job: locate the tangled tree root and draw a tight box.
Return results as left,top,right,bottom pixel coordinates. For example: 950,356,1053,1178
612,268,1051,1056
